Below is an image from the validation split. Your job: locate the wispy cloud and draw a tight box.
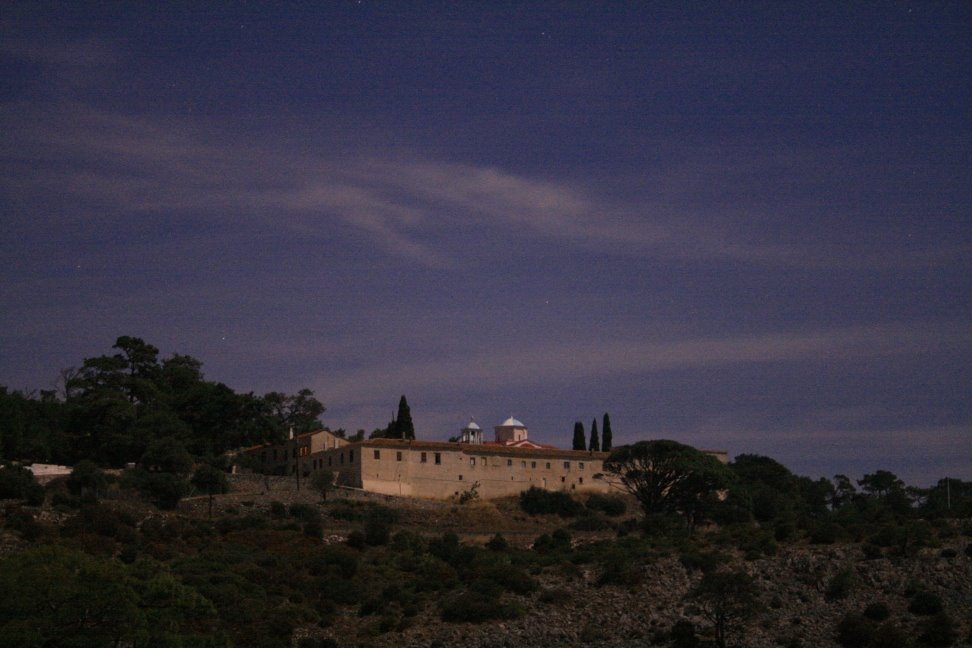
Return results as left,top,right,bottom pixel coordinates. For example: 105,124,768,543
5,96,967,269
316,320,972,406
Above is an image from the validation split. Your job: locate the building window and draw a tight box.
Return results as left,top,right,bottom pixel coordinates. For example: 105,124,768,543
340,452,344,465
396,451,402,462
546,462,551,469
434,453,441,465
579,462,585,470
507,459,512,466
374,450,380,460
349,450,354,463
531,461,536,469
521,460,526,468
481,457,487,466
563,461,570,469
459,474,463,481
421,452,427,463
579,477,584,484
470,457,476,466
561,476,566,483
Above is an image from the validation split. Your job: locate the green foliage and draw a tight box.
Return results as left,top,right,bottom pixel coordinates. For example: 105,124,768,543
0,464,44,505
601,412,612,452
688,571,760,648
916,612,957,646
310,470,335,501
572,421,586,450
585,493,627,516
519,486,582,517
679,549,728,574
862,602,891,622
486,533,509,551
134,469,189,510
458,480,480,504
569,513,613,531
826,569,855,601
604,439,731,529
589,418,600,451
289,502,320,522
439,591,523,623
908,591,944,616
670,619,699,648
836,612,873,648
66,459,107,500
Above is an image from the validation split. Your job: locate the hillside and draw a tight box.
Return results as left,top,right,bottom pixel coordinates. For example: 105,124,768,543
2,474,970,647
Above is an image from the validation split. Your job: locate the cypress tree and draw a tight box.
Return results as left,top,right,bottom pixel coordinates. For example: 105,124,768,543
572,421,586,450
396,395,415,440
589,418,600,451
602,413,612,452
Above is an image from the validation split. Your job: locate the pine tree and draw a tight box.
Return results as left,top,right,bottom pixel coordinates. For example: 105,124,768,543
572,421,586,450
589,418,600,451
602,412,612,452
396,395,415,440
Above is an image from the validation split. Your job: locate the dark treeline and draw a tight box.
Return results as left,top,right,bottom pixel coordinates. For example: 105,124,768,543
0,336,325,467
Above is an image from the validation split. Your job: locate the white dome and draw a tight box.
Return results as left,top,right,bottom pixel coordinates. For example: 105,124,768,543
500,416,525,427
464,420,481,430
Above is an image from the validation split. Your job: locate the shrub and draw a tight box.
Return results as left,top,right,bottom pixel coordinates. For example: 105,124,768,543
304,518,323,539
346,530,366,549
439,592,522,623
916,612,957,646
826,569,855,601
870,622,907,648
808,522,839,544
519,487,582,517
569,514,613,532
0,465,44,505
836,612,873,648
585,493,626,516
289,503,319,522
670,619,699,648
269,501,287,518
908,591,943,616
364,512,391,546
485,533,508,552
862,602,890,622
679,550,726,574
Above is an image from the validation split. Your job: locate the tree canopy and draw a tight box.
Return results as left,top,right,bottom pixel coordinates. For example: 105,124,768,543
572,421,586,450
0,336,326,467
604,439,731,528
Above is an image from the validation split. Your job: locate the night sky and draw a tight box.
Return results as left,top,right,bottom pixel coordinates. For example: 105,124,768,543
2,3,970,485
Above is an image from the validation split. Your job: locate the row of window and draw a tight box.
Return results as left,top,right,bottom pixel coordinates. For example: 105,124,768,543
370,449,585,471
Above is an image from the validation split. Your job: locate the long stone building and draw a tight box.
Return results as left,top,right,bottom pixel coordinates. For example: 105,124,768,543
243,417,728,500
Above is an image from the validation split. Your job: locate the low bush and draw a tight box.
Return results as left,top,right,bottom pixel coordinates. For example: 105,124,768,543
862,602,890,622
916,612,957,646
835,612,873,648
908,591,943,616
485,533,508,551
289,503,319,523
568,514,613,532
679,550,726,574
439,592,522,623
0,465,45,505
826,569,855,601
585,493,626,516
519,487,582,517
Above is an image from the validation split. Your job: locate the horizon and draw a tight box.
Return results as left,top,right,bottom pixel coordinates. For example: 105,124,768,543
2,4,970,488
